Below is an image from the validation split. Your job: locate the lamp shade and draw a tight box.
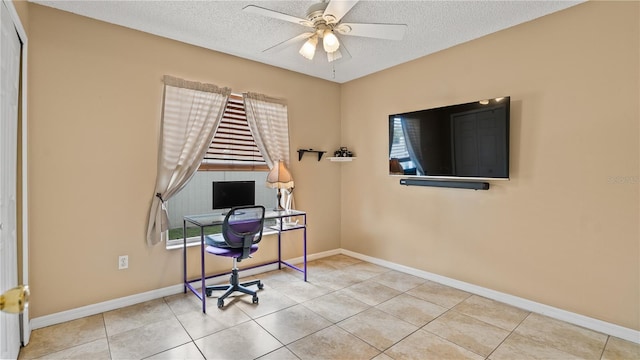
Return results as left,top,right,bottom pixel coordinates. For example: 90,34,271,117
299,35,318,60
266,160,294,189
323,30,340,53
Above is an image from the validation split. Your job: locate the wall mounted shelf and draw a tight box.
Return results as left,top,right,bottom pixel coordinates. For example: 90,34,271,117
297,149,326,161
327,157,356,162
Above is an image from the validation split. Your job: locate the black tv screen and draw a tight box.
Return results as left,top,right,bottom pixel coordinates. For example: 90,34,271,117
389,97,510,179
212,181,255,210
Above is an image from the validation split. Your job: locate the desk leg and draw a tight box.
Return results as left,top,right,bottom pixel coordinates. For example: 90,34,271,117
303,216,307,282
277,228,282,270
183,220,187,293
200,227,206,313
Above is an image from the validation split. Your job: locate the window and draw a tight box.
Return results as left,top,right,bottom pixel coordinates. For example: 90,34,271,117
166,94,276,247
390,117,415,170
200,93,268,171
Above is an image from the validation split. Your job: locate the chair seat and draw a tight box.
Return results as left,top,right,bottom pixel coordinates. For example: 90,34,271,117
205,234,258,258
206,244,259,257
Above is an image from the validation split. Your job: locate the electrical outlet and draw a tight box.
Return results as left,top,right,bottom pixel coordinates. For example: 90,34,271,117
118,255,128,270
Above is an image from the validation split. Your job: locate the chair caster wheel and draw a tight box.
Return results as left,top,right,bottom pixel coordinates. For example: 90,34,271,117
252,295,259,304
217,299,224,308
205,289,212,297
257,282,264,290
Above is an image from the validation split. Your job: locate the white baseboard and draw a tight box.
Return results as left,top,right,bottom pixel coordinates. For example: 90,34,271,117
30,248,639,345
341,249,640,344
29,250,340,331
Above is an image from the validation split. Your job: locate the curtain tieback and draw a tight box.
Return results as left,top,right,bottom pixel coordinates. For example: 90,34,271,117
156,193,165,203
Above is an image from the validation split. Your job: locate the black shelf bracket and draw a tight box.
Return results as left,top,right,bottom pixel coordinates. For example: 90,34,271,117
400,178,490,190
297,149,326,161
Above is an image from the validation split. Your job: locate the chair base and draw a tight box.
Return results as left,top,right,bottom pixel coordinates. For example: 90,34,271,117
205,267,263,308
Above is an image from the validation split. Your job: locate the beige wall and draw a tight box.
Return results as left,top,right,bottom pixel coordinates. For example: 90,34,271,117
22,1,639,332
26,4,342,318
340,1,639,330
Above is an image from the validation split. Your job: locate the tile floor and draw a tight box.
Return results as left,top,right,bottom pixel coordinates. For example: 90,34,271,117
18,255,640,359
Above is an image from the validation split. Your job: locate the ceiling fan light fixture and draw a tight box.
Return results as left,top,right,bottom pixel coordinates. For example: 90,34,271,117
322,29,340,53
299,35,318,60
327,49,342,62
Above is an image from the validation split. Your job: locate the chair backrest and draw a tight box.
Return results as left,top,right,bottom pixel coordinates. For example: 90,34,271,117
222,205,266,260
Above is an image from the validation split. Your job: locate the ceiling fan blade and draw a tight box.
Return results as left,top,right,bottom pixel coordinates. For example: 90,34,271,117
263,32,315,53
323,0,359,24
336,23,407,40
243,5,313,27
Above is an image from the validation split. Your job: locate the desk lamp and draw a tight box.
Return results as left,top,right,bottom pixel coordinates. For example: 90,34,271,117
266,160,294,211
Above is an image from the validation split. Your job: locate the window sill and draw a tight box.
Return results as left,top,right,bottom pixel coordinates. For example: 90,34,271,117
165,227,279,250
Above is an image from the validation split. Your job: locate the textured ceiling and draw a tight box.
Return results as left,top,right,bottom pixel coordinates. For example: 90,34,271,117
31,0,583,83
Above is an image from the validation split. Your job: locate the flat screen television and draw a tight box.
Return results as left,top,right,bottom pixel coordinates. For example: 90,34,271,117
212,181,255,210
389,96,510,180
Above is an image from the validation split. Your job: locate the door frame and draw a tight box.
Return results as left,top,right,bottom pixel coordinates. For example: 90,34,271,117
2,0,29,346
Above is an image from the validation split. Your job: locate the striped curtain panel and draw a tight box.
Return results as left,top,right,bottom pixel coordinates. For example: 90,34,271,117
146,75,231,246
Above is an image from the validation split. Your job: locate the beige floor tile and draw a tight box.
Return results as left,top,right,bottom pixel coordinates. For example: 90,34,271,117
489,333,583,360
256,346,299,360
344,262,390,281
164,292,205,315
385,328,484,360
103,298,175,336
194,321,282,359
305,258,342,276
514,313,608,359
339,280,402,306
108,317,191,360
602,336,640,360
423,310,510,357
371,270,426,292
287,325,380,360
18,314,106,360
259,268,303,283
255,304,333,344
266,277,332,303
38,338,110,360
303,291,370,323
307,269,365,291
406,280,471,308
338,307,418,351
176,302,251,339
235,286,298,319
376,293,448,327
145,342,205,360
453,295,529,331
372,352,394,360
320,254,363,269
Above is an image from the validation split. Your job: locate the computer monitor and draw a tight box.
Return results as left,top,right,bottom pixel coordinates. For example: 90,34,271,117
212,181,255,210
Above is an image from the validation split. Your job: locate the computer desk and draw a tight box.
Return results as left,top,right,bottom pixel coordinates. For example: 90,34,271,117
182,209,307,313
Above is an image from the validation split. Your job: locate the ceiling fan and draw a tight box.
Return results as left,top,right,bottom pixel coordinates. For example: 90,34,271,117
243,0,408,62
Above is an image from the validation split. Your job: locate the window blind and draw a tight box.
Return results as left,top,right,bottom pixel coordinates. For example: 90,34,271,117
200,94,268,171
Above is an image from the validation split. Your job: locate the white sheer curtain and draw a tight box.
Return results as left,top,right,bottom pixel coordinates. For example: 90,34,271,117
243,93,293,209
401,118,425,176
146,76,231,246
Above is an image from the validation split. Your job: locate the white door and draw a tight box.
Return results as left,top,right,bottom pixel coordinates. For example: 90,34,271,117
0,1,21,358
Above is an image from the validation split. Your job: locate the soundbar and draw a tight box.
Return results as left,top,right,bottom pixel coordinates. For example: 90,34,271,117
400,178,490,190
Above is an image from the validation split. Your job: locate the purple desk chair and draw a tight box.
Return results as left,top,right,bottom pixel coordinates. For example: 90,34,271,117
204,205,266,308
